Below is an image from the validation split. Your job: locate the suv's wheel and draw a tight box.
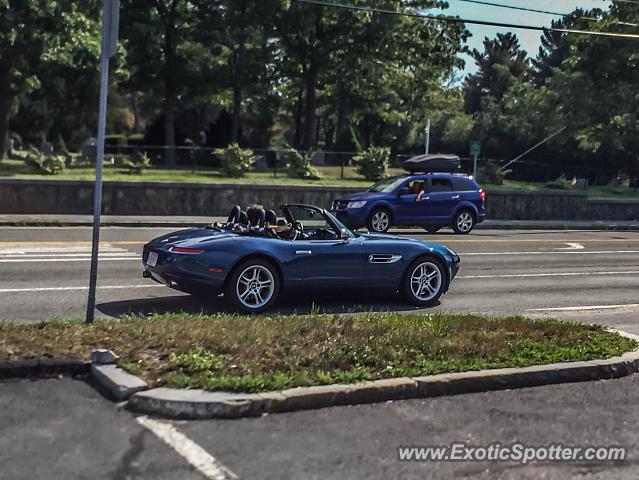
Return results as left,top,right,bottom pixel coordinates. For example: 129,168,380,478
367,208,391,233
452,209,475,234
424,227,440,234
402,257,447,307
225,259,280,313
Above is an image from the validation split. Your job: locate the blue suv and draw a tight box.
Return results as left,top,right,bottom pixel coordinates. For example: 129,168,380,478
332,173,486,234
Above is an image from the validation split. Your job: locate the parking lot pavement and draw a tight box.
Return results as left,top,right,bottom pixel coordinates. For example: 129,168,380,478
0,377,203,480
4,375,639,480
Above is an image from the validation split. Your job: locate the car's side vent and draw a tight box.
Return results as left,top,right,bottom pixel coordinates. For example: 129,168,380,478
368,254,402,264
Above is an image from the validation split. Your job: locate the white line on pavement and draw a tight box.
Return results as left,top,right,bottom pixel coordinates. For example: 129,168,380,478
528,303,639,312
136,416,238,480
0,257,138,263
463,250,639,256
458,270,639,279
0,284,163,293
0,253,138,258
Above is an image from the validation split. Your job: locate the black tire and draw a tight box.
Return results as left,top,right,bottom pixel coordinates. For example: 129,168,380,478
402,256,447,307
451,209,475,234
424,227,440,234
367,207,392,233
225,258,281,313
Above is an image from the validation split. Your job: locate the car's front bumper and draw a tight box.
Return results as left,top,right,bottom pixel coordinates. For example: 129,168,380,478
331,208,369,229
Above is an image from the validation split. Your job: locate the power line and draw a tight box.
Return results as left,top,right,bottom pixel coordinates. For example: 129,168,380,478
455,0,639,27
456,0,574,17
291,0,639,39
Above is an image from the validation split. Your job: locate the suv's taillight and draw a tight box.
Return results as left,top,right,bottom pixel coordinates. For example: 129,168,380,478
480,190,486,203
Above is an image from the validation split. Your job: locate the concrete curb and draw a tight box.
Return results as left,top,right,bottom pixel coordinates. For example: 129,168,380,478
125,330,639,420
90,364,148,401
0,358,89,378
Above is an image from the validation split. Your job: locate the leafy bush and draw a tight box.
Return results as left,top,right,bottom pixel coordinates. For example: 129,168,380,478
479,161,511,185
122,151,151,174
354,146,389,181
545,174,574,190
214,143,254,177
282,148,322,179
25,150,65,175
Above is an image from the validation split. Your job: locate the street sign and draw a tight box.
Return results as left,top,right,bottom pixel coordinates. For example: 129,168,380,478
469,140,481,157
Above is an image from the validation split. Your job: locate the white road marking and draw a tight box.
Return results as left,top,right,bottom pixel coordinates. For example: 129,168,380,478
0,284,163,293
458,270,639,279
463,250,639,256
0,253,138,258
0,257,138,263
136,416,238,480
528,303,639,312
558,242,585,250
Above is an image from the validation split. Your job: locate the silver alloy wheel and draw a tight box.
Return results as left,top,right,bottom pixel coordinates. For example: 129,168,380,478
371,210,390,232
410,261,442,301
456,211,474,233
236,265,275,309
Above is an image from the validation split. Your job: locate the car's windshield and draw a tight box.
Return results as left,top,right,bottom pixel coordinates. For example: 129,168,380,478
368,176,408,193
282,205,355,239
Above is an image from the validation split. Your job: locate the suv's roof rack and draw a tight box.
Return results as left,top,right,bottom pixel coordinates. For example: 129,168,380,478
403,154,461,173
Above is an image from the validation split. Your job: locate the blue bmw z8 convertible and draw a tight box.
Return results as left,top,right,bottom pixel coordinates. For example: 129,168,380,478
142,204,461,313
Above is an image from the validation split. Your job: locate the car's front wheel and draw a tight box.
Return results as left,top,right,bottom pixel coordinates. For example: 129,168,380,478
225,259,280,313
402,257,447,307
451,209,475,234
367,208,391,233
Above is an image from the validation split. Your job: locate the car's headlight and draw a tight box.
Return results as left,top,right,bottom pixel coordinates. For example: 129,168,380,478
347,201,367,209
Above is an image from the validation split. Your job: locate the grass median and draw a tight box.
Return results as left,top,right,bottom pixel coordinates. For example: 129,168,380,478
1,312,635,393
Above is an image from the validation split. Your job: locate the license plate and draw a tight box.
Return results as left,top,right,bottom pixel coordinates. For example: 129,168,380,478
147,251,158,267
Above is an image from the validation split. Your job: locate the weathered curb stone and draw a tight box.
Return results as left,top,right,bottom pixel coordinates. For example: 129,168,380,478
126,329,639,420
90,364,147,401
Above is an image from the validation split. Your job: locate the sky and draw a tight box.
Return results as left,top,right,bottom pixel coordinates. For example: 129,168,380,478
437,0,611,75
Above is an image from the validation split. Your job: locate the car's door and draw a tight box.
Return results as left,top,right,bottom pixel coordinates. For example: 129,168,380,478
394,178,425,224
285,205,370,289
291,236,370,289
418,178,456,222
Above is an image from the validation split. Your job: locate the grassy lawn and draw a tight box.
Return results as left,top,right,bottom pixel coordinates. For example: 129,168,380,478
1,312,634,393
2,158,638,198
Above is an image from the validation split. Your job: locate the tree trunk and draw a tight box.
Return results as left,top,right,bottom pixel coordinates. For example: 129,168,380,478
301,61,318,151
163,23,178,167
0,93,12,161
333,82,348,149
230,41,246,144
0,65,12,160
293,88,304,150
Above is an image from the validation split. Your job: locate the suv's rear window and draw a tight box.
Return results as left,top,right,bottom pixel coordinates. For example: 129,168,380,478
451,177,477,191
430,178,453,192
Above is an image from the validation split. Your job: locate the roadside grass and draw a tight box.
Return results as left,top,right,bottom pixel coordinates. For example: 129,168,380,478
0,312,635,393
2,158,638,198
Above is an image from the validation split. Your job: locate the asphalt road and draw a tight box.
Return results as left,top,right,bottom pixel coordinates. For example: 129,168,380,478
1,226,638,333
3,226,639,479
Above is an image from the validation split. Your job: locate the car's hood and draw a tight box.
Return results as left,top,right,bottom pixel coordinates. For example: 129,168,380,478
147,227,238,249
360,233,457,255
334,191,389,202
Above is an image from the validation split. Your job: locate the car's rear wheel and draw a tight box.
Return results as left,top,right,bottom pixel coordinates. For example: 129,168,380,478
452,209,475,234
367,208,391,233
402,257,447,307
424,227,440,234
225,259,280,313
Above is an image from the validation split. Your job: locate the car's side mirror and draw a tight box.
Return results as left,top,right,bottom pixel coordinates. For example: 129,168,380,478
398,187,409,196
